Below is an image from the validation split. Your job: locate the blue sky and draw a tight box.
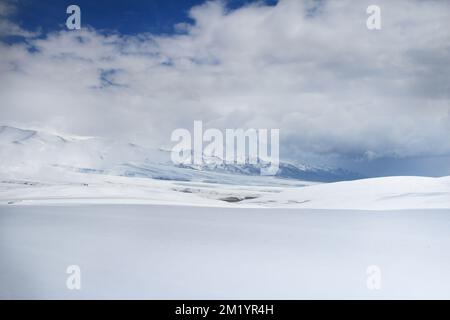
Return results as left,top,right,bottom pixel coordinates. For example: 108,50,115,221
9,0,277,35
1,0,450,177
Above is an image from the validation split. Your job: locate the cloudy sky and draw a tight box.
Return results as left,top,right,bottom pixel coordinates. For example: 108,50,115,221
1,0,450,176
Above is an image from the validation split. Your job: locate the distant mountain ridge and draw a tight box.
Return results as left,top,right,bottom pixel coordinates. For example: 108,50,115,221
177,154,363,182
0,125,363,183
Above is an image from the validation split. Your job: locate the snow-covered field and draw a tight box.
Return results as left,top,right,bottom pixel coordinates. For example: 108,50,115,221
1,125,450,299
1,173,450,210
1,173,450,299
1,204,450,299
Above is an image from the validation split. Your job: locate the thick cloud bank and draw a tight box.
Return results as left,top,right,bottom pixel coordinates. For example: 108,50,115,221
1,0,449,175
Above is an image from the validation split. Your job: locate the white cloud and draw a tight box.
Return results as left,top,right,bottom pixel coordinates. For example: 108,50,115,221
0,0,450,167
0,0,38,37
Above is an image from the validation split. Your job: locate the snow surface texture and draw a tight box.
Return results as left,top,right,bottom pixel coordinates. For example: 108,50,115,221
1,205,450,299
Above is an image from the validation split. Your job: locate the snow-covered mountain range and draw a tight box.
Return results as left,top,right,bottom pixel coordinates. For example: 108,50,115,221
0,125,361,183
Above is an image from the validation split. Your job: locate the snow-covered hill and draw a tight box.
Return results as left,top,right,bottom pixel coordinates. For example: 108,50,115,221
1,170,449,210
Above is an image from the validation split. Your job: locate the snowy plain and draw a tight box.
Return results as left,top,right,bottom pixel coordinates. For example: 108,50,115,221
1,173,450,299
1,205,450,299
1,125,450,299
1,172,450,210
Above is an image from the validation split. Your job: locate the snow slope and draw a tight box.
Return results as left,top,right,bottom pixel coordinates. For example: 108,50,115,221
247,175,450,210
